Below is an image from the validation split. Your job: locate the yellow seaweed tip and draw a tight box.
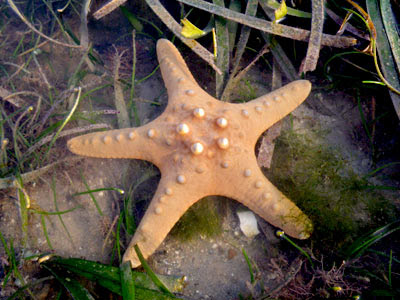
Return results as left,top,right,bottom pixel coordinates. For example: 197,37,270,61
181,18,206,39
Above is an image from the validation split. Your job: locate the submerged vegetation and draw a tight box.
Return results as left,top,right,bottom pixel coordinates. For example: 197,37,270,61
270,129,397,247
0,0,399,299
171,197,222,242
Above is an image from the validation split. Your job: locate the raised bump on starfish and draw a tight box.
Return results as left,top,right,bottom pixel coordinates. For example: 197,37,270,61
67,39,313,268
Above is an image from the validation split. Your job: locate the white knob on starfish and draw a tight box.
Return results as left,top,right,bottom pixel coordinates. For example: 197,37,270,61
217,137,229,149
216,117,228,128
191,142,204,155
176,123,190,135
193,107,205,118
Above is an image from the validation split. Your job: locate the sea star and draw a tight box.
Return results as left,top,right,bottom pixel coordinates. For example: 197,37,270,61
68,39,313,267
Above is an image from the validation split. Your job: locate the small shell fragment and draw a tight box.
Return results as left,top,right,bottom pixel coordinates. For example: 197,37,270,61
237,210,260,238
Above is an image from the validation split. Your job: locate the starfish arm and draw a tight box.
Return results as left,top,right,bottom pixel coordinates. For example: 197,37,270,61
215,156,313,239
67,119,170,167
236,80,312,141
157,39,197,88
123,170,210,267
157,39,220,109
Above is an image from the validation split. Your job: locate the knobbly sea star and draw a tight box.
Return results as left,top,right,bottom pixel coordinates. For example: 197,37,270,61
68,39,313,267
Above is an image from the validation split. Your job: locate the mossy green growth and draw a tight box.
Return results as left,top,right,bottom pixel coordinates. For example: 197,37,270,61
233,79,258,103
268,129,396,249
170,197,222,241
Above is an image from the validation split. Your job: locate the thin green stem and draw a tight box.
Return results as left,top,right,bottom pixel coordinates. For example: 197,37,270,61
43,87,81,162
277,230,314,268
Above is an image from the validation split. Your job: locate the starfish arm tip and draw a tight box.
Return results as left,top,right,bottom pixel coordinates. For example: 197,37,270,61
67,136,84,155
297,79,312,95
156,39,198,96
66,127,166,163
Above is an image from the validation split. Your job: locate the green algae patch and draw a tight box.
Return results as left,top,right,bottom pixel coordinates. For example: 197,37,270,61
268,129,396,249
170,197,222,242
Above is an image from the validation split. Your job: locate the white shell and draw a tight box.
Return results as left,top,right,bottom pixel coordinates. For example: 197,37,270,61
237,210,260,238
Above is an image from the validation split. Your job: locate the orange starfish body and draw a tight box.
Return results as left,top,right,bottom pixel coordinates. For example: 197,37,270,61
68,39,313,267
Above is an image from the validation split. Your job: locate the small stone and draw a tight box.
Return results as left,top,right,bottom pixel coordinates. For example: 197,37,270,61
227,249,237,260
